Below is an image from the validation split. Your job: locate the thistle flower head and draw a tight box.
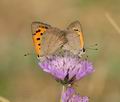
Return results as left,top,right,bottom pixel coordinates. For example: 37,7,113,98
39,51,94,85
62,87,89,102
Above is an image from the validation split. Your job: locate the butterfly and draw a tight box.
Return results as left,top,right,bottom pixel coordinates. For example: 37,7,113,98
31,21,85,59
63,21,85,57
31,22,67,59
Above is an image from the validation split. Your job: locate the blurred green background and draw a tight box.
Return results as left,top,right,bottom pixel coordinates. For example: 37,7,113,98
0,0,120,102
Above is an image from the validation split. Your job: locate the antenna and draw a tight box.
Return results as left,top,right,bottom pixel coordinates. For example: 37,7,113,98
81,43,98,59
24,52,31,56
85,43,98,51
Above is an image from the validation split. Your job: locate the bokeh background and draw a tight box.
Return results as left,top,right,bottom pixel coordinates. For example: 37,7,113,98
0,0,120,102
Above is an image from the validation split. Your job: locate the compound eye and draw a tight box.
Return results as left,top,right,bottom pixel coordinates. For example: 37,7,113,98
83,48,86,52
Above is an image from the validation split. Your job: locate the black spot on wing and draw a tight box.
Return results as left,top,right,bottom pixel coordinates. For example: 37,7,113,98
74,29,79,31
45,26,48,29
40,26,45,28
38,44,41,46
36,38,40,40
36,29,41,33
41,33,43,35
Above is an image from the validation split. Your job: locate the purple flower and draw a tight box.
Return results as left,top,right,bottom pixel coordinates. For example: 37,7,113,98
62,87,89,102
39,51,94,85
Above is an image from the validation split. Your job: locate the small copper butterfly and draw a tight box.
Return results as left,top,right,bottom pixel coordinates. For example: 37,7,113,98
31,21,85,59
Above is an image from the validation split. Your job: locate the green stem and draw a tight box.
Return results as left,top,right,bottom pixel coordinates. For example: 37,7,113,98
60,85,66,102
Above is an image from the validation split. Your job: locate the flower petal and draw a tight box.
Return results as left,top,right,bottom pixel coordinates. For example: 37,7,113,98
62,87,89,102
38,51,95,84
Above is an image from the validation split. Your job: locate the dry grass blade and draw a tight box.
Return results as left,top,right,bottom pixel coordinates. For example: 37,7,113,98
0,96,10,102
105,12,120,35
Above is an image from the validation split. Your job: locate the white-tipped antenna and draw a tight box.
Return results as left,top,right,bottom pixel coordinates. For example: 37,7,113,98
24,52,31,57
82,43,98,59
84,43,98,51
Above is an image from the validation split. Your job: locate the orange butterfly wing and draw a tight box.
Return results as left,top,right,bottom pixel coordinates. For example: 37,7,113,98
67,21,84,49
63,21,85,56
31,22,51,58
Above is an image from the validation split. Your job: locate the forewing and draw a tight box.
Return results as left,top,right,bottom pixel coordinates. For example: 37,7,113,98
31,22,51,58
63,21,85,56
